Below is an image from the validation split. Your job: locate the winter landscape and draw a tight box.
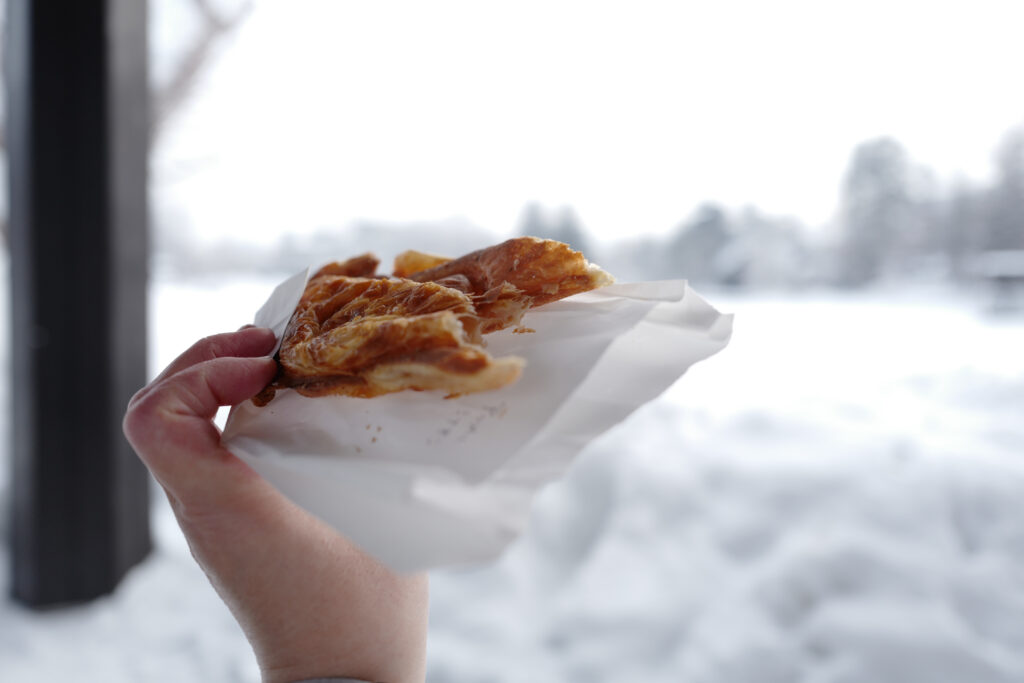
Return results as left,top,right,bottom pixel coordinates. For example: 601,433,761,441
2,265,1023,682
3,0,1024,680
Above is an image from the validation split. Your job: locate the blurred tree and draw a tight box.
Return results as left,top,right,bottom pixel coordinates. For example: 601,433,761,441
551,206,594,256
517,201,546,237
0,0,253,243
151,0,254,143
516,201,596,257
666,202,732,283
940,180,986,281
984,125,1024,250
717,207,810,288
837,137,914,286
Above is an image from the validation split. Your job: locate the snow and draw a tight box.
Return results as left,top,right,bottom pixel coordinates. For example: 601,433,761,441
2,274,1024,682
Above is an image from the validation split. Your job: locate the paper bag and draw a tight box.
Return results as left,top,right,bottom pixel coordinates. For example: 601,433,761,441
223,272,732,571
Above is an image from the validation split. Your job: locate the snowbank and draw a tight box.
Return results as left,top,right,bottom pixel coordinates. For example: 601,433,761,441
1,278,1023,682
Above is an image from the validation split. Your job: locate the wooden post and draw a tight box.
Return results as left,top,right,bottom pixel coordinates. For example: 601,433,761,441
6,0,151,606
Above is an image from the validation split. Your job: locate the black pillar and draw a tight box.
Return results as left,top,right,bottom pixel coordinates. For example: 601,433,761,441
6,0,151,606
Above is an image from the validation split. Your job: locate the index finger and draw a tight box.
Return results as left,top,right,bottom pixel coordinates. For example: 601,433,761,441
153,327,277,385
124,354,278,506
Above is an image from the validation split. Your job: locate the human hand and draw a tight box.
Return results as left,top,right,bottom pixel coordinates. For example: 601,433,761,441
123,328,428,683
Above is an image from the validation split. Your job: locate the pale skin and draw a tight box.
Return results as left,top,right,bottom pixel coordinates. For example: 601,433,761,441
123,327,428,683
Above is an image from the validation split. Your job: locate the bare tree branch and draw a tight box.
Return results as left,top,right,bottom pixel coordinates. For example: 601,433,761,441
151,0,254,145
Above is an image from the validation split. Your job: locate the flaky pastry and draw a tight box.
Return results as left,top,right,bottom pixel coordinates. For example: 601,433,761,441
253,237,612,404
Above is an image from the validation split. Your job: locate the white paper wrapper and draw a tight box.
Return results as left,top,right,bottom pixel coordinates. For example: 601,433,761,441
222,273,733,572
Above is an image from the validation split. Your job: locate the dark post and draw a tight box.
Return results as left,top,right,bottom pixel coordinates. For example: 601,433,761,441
6,0,151,606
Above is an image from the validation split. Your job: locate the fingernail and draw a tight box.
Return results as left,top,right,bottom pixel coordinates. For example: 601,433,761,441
250,327,278,352
239,325,274,338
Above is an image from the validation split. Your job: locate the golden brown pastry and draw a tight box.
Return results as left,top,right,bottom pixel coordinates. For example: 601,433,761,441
404,237,613,306
310,253,380,279
401,237,614,334
392,250,451,278
254,237,611,404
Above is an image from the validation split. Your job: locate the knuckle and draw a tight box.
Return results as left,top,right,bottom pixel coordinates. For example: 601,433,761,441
122,388,155,443
122,379,174,447
197,334,226,360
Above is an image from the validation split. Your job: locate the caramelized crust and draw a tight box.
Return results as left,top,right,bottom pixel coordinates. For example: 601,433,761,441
407,237,613,333
407,237,613,306
254,237,611,404
393,250,452,278
311,253,380,279
254,275,523,404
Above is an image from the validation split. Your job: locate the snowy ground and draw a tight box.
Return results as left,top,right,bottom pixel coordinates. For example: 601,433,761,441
2,273,1024,682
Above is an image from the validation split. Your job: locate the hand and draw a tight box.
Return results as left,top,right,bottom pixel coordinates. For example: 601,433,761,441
123,328,428,683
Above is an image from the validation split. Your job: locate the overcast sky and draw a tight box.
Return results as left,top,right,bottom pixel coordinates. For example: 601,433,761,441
154,0,1024,244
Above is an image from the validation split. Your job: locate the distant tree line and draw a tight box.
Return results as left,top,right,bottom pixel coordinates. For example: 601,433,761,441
514,124,1024,290
514,200,812,288
155,123,1024,292
835,128,1024,287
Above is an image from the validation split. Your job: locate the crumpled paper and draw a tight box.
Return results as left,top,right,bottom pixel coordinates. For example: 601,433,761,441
222,271,732,572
